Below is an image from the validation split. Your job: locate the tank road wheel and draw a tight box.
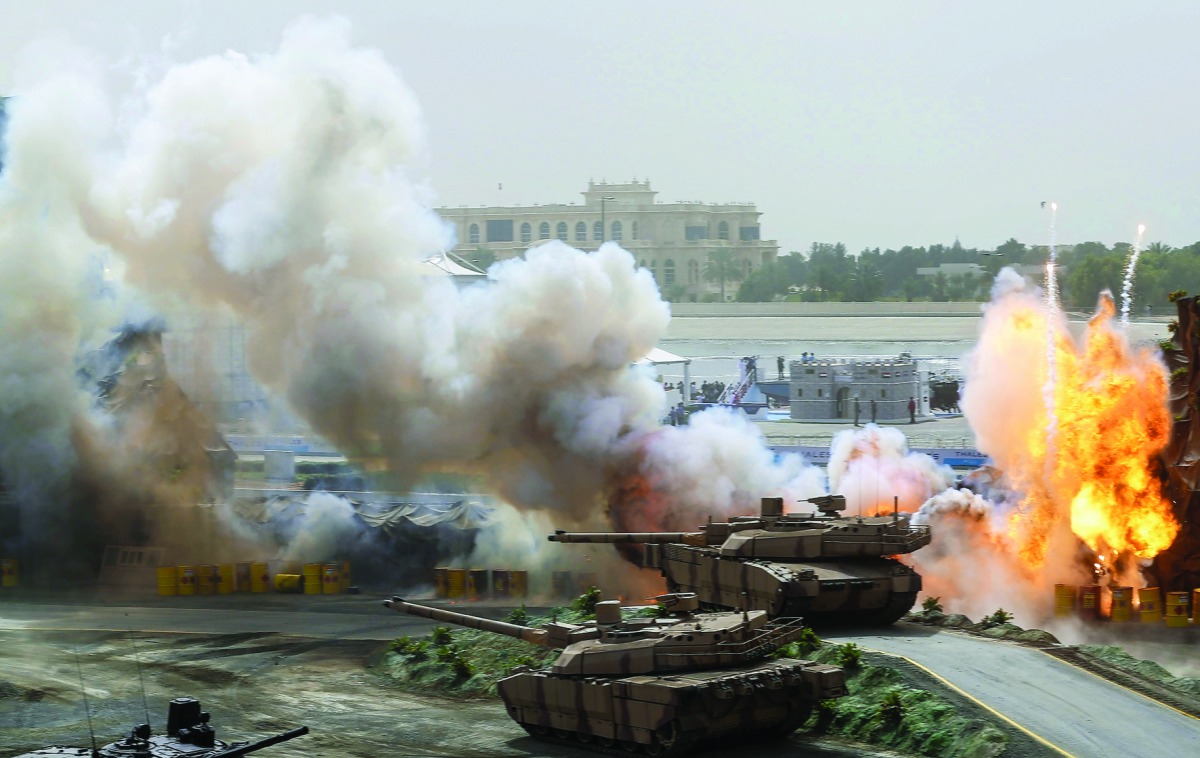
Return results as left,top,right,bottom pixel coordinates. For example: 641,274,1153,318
552,727,572,740
619,739,640,753
644,720,685,756
596,734,616,748
576,731,594,744
521,723,551,738
757,704,814,741
861,591,919,626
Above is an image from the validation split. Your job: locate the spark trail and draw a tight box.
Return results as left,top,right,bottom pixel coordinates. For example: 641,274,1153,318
1119,223,1147,326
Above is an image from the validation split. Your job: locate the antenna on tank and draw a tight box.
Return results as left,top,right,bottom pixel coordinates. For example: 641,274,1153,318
72,645,99,758
128,630,151,728
894,496,899,524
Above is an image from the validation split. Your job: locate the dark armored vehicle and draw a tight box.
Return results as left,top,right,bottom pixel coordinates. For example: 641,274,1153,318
14,696,308,757
550,495,931,625
386,593,845,755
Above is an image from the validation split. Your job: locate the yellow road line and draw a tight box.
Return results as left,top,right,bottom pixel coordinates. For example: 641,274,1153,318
1036,648,1200,722
864,648,1077,758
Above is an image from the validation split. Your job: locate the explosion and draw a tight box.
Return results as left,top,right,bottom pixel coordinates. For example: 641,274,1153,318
922,268,1180,618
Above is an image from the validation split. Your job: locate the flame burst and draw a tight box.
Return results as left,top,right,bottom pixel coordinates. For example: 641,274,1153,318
968,283,1178,576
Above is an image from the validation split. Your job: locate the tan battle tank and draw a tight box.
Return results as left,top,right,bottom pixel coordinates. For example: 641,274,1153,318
550,495,931,625
385,593,845,755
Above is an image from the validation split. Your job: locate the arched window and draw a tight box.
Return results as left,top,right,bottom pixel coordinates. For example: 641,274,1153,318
468,224,479,244
612,221,623,241
688,260,699,284
718,221,729,240
556,222,568,240
649,260,658,280
632,221,639,240
664,258,675,285
575,221,586,242
594,221,603,241
539,222,550,240
520,223,531,243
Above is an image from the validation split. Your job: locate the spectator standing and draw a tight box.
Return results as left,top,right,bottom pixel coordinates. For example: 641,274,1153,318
854,397,861,427
870,399,877,423
908,397,916,424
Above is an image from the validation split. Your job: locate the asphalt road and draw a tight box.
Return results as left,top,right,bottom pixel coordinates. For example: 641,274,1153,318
823,624,1200,757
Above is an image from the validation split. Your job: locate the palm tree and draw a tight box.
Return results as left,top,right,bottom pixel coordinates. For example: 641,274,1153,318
703,249,744,301
1146,241,1172,255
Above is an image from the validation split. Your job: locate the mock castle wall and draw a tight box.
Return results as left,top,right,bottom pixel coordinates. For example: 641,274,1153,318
789,358,920,421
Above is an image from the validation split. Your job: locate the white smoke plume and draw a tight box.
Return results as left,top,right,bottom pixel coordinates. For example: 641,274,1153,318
1,17,832,577
907,488,1048,622
827,424,954,515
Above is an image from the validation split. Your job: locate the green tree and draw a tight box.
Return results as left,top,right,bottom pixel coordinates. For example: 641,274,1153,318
849,255,883,301
703,249,744,302
736,261,786,302
1146,241,1172,255
1064,250,1124,308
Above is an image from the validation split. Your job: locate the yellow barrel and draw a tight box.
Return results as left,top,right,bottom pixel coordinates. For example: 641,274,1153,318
156,566,178,597
216,563,234,594
177,565,196,596
1078,585,1101,620
1165,592,1189,628
1139,586,1162,623
340,561,351,592
1110,586,1132,622
235,561,252,592
491,569,510,599
467,569,489,600
1054,584,1076,617
1,558,17,588
576,571,597,595
551,570,573,598
302,563,322,595
510,570,528,599
322,563,340,594
446,568,467,599
250,562,270,593
274,573,302,593
434,567,450,599
197,565,216,595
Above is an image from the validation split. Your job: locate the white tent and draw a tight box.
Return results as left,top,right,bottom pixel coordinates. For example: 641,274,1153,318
636,347,692,399
423,252,487,284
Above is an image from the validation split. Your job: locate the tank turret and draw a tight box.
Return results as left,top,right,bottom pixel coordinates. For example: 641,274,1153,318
386,594,845,755
14,697,308,758
550,495,931,625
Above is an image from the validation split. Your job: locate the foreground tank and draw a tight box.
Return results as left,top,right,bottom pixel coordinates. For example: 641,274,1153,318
550,495,931,626
385,593,845,756
14,696,307,757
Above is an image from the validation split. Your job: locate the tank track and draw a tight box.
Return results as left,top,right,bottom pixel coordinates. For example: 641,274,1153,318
519,722,699,757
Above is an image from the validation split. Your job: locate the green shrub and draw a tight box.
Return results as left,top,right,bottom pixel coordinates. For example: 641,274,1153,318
835,643,863,669
571,587,602,618
879,690,904,724
506,605,528,625
982,608,1013,627
921,596,944,614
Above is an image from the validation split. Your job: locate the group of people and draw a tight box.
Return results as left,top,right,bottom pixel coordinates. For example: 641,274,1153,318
667,402,688,426
853,396,919,425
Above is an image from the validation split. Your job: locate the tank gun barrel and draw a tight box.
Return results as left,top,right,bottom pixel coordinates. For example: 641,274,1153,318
211,726,309,757
384,597,549,646
549,531,708,546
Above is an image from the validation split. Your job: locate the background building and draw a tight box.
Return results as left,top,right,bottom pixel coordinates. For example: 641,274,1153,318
436,180,779,301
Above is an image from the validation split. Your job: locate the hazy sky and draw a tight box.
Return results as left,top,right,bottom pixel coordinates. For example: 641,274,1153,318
2,1,1197,254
